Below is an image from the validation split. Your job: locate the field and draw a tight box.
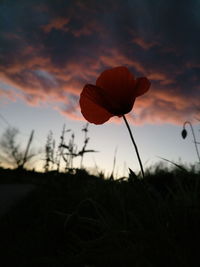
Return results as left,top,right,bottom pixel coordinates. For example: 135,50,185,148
0,166,200,267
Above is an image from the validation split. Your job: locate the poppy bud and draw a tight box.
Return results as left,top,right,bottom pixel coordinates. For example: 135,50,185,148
181,128,187,139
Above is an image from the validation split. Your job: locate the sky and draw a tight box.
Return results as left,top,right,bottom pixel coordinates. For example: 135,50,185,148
0,0,200,176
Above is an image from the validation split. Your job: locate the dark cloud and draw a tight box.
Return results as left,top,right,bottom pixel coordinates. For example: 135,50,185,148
0,0,200,124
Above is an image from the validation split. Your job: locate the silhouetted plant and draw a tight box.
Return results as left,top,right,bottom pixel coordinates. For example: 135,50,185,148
79,123,89,168
61,131,77,171
181,120,200,163
157,156,188,172
109,146,118,180
0,127,35,169
60,123,97,172
55,124,71,172
44,124,97,173
78,123,97,168
44,130,56,172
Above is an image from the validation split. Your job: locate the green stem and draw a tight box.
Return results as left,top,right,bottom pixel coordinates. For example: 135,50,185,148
123,115,145,178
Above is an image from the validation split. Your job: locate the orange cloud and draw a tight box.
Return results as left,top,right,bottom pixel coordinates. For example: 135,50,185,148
71,20,104,37
1,19,199,127
133,37,159,50
128,86,199,125
97,47,147,75
41,17,70,33
148,72,175,85
1,45,198,126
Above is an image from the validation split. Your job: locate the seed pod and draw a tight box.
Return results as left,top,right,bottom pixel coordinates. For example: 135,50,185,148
181,128,187,139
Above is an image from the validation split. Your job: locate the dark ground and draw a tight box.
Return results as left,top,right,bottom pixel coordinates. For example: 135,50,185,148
0,167,200,267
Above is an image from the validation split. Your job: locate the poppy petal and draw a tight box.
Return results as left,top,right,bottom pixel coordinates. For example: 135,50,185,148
96,66,136,103
134,77,151,97
96,66,137,115
79,84,113,124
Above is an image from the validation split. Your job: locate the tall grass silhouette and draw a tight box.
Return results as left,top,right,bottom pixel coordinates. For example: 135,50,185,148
0,127,35,170
43,123,97,173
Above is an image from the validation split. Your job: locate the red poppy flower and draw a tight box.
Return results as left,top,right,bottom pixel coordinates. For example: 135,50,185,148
79,66,150,124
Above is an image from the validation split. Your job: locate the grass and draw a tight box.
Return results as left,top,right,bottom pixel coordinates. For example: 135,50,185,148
0,166,200,266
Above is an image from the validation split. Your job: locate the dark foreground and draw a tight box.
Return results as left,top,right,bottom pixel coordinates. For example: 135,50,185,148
0,167,200,267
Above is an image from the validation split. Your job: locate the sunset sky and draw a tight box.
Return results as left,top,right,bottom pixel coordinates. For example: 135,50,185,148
0,0,200,176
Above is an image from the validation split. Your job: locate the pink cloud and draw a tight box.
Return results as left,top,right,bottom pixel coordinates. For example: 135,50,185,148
0,36,199,126
128,87,199,125
133,37,159,50
99,48,145,73
71,20,104,37
41,17,70,33
148,72,175,85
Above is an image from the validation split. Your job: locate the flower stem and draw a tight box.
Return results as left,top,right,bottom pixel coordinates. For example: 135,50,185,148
122,115,145,178
183,121,200,163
